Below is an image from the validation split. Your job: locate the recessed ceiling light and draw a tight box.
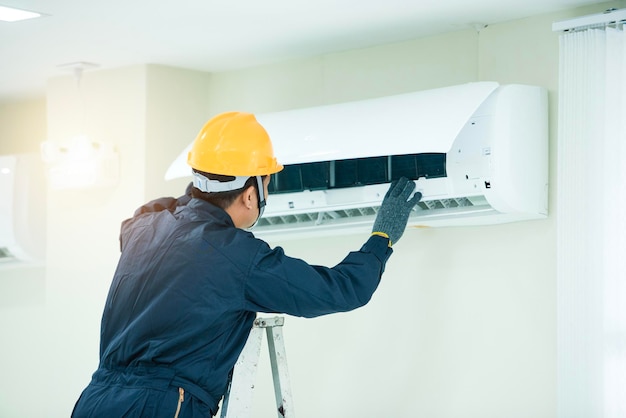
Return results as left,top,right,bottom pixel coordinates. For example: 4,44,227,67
0,5,42,22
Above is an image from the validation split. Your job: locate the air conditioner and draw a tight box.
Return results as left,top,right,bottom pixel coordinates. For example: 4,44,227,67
0,154,46,263
166,82,548,239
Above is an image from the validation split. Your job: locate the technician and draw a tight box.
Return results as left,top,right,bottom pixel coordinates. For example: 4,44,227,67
71,111,421,417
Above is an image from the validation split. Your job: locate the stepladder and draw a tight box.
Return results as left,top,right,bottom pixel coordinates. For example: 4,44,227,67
220,316,295,418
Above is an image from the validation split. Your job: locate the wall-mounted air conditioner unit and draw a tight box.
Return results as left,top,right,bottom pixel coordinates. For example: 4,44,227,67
0,154,46,263
166,82,548,239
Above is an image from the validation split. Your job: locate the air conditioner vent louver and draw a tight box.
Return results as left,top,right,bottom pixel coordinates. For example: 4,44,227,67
418,197,474,210
257,197,476,228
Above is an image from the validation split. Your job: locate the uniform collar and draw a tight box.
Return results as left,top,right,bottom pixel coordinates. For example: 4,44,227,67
186,197,236,227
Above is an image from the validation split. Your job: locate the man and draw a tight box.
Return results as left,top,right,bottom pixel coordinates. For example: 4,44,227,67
72,111,421,417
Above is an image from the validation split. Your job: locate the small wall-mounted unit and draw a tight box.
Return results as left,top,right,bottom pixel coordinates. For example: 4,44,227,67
166,82,548,239
0,154,46,263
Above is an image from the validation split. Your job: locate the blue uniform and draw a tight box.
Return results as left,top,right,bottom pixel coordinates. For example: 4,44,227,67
72,191,392,417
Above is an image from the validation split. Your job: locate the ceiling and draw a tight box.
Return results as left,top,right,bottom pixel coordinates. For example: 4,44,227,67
0,0,605,104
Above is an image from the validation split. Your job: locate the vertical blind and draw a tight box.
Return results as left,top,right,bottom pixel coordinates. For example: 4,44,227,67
557,25,626,418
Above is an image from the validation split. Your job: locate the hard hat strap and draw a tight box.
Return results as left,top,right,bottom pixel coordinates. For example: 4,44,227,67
251,175,266,228
192,171,249,193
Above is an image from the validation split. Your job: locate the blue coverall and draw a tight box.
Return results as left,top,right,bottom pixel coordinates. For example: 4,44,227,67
72,190,392,417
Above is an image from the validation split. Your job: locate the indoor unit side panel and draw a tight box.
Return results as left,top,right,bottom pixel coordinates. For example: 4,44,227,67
489,85,549,217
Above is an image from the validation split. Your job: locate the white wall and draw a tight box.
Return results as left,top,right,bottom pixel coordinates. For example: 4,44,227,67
206,21,555,418
0,2,621,417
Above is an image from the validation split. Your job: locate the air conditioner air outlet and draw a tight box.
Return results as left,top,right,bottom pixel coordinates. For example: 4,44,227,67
256,196,485,228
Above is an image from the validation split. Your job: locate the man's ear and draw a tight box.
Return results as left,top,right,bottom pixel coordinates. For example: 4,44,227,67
242,185,256,209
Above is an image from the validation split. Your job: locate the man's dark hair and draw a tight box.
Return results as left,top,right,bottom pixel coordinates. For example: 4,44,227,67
191,170,262,210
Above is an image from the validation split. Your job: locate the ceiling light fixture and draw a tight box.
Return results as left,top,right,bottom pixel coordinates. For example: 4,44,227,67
0,5,42,22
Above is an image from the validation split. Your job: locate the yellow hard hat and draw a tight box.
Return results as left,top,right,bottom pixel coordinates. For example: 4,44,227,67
187,111,283,176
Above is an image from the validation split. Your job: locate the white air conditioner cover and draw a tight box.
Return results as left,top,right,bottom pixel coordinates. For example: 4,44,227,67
166,82,499,179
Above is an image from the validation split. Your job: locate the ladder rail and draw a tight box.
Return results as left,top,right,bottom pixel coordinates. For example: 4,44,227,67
220,316,295,418
266,323,294,418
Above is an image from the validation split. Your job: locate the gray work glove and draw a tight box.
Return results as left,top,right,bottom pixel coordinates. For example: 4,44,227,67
371,177,422,246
